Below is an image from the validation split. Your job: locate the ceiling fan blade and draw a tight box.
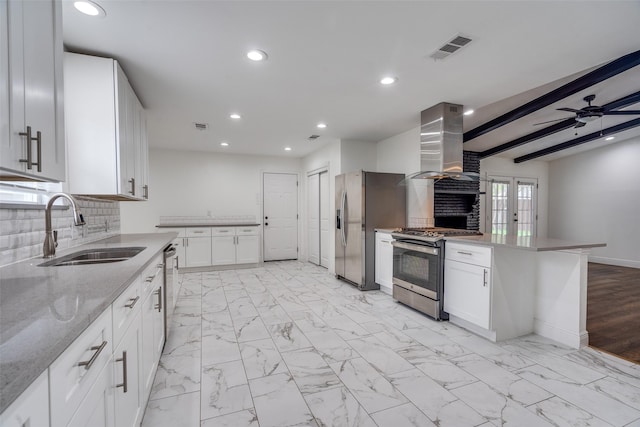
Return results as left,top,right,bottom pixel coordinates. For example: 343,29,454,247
533,117,573,126
574,121,587,128
603,110,640,115
557,107,585,113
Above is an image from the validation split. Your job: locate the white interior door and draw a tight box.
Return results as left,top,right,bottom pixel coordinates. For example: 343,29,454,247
263,172,298,261
307,173,320,265
319,171,330,268
488,176,537,237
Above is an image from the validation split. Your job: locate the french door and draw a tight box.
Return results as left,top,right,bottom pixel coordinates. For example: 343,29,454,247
487,176,537,237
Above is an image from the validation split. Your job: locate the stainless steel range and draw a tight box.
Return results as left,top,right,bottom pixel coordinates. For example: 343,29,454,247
391,228,482,320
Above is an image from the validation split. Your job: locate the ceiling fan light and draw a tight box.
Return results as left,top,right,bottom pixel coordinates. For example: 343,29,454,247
576,115,599,123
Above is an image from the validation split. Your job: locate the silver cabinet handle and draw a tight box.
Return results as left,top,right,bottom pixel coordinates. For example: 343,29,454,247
128,178,135,195
145,275,154,283
18,126,34,169
457,251,473,256
175,255,179,269
219,230,229,233
193,230,204,234
143,185,149,199
124,296,139,309
78,340,107,370
154,286,162,312
115,350,128,393
483,269,488,287
34,130,42,172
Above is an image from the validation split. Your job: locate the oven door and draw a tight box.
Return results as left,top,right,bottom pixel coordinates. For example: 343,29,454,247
391,240,441,300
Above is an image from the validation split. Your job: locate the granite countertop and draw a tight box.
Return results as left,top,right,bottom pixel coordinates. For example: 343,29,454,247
0,232,177,414
445,234,606,252
156,223,261,228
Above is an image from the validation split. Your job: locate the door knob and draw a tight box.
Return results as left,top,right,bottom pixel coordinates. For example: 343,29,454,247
265,216,268,219
265,223,269,226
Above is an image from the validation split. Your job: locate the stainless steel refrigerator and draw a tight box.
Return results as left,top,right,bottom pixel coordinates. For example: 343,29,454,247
335,171,406,290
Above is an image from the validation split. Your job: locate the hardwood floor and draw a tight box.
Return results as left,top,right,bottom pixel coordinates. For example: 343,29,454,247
587,262,640,363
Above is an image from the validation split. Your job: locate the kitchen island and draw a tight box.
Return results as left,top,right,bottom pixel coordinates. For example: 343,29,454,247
0,232,176,415
443,234,605,349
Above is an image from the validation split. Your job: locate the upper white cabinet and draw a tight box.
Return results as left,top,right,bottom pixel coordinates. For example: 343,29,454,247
64,52,149,200
0,0,65,182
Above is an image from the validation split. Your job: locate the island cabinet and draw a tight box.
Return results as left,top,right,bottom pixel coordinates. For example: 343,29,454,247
375,231,394,294
1,0,65,182
0,371,50,427
64,52,149,200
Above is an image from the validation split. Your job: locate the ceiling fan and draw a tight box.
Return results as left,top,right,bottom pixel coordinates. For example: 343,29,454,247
533,94,640,128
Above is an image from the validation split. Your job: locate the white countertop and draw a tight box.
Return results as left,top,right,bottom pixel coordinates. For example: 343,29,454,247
445,234,606,252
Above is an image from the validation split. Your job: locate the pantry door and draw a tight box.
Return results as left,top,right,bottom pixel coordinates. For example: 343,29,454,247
307,169,330,268
263,172,298,261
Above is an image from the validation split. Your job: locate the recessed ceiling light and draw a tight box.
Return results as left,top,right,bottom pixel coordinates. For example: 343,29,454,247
317,123,327,129
464,109,474,116
73,0,106,17
605,136,615,141
284,147,292,151
220,142,229,147
229,113,241,119
380,76,398,85
247,50,268,61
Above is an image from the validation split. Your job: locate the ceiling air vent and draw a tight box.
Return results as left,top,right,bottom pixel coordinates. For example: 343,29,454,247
194,122,208,131
308,135,320,141
429,34,473,61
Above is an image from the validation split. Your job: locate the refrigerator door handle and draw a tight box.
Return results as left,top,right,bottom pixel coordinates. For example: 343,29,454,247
340,191,347,247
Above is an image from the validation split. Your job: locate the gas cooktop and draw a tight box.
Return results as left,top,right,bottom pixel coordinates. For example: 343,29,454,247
392,227,482,242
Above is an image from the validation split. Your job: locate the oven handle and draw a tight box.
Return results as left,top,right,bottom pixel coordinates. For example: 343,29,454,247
391,240,439,255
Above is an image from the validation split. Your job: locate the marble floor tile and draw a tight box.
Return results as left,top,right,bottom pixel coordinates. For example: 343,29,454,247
370,402,436,427
202,311,234,333
304,329,359,363
248,291,277,308
201,409,259,427
249,373,317,427
587,376,640,410
516,364,640,426
403,327,472,359
233,315,271,342
164,324,202,357
347,335,414,375
142,391,201,427
227,296,259,319
526,397,615,427
201,360,253,420
324,315,371,340
268,321,313,353
281,347,341,394
304,386,376,427
396,345,479,390
330,357,408,413
171,310,202,328
257,304,293,326
201,329,241,366
239,338,289,379
150,350,201,400
291,311,330,332
563,348,640,389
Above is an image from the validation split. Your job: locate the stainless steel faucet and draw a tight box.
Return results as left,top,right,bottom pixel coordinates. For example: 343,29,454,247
44,193,86,258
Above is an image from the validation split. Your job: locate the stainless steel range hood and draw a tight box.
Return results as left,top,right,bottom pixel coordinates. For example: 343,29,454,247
408,102,479,181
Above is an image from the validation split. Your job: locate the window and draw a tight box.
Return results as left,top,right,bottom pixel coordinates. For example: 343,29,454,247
488,176,537,237
0,181,63,206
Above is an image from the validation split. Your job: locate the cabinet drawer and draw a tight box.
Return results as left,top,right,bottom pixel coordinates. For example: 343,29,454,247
112,278,142,348
211,227,235,236
186,227,211,237
141,255,163,298
236,226,259,235
446,242,492,267
159,227,185,237
0,370,49,427
49,308,113,427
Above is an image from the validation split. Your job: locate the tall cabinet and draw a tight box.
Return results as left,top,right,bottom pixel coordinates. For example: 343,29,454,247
1,0,65,182
64,52,149,200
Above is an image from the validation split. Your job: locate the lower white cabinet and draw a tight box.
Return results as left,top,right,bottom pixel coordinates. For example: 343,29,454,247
0,371,49,427
114,310,143,427
185,235,212,267
375,231,394,291
66,362,115,427
141,261,164,404
212,234,236,265
236,234,259,264
444,242,492,330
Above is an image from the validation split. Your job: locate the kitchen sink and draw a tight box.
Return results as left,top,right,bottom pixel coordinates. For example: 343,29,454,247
39,247,146,267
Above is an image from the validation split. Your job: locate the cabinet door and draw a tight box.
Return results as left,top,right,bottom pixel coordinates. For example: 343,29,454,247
67,362,115,427
375,233,393,289
141,288,158,401
138,103,149,199
0,370,49,427
211,235,236,266
185,236,212,267
444,259,491,329
1,0,9,158
236,235,259,264
114,312,143,427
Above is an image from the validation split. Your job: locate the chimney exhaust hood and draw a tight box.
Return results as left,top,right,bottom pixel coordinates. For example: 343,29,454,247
408,102,480,181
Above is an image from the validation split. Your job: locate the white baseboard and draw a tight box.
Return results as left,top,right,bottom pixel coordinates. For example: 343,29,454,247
589,256,640,269
534,318,587,349
378,284,392,295
449,315,497,342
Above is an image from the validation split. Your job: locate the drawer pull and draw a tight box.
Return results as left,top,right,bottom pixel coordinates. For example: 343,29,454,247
78,340,107,370
457,251,473,256
483,269,488,287
115,351,128,393
124,296,139,309
154,286,162,312
145,275,155,283
219,230,229,233
242,229,251,232
193,231,204,234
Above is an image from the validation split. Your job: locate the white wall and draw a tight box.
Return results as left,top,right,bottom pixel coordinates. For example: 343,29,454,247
300,140,341,273
480,156,549,237
376,126,420,174
340,140,377,173
120,148,301,234
548,138,640,267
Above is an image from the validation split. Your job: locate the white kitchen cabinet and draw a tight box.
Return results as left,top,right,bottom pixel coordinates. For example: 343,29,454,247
212,226,260,265
444,242,492,330
64,52,149,200
141,259,164,405
112,276,142,348
66,362,115,427
0,370,49,427
236,234,260,264
212,234,236,265
185,228,213,267
1,0,65,182
375,231,394,293
113,310,143,427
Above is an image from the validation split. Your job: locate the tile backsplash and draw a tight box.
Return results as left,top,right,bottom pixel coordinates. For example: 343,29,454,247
0,198,120,267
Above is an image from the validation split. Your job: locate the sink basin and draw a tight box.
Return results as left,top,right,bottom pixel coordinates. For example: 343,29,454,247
39,247,146,267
